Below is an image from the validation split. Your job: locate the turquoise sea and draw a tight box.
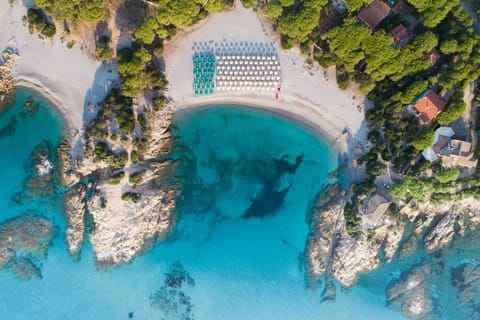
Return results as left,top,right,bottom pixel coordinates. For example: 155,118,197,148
0,89,420,319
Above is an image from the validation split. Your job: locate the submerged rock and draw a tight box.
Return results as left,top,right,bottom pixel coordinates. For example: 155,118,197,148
0,212,56,280
387,263,439,320
400,235,418,258
64,184,87,260
320,279,337,304
450,263,480,319
7,257,42,281
150,262,195,319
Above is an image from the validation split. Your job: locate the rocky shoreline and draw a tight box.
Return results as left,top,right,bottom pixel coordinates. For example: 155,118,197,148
305,182,480,319
0,47,17,113
59,103,180,267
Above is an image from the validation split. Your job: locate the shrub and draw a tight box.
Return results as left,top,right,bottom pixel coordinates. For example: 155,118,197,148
152,96,167,111
41,24,56,38
96,36,113,61
131,150,139,164
122,192,141,203
105,171,125,185
129,170,145,185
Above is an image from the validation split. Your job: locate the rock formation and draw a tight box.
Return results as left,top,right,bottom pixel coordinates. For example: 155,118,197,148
64,184,87,260
57,100,180,267
450,263,480,319
56,138,82,188
88,161,178,266
0,212,56,280
0,47,17,102
404,199,480,253
306,184,404,288
387,263,439,320
306,184,346,284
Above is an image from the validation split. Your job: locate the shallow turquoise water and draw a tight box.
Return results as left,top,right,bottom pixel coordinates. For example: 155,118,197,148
0,92,406,319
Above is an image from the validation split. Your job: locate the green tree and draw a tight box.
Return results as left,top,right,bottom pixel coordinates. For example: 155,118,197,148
134,17,160,44
437,91,466,124
265,0,283,20
436,167,460,183
406,0,457,28
277,0,328,43
412,127,435,150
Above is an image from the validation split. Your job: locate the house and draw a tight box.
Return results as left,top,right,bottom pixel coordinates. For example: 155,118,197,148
358,0,392,30
442,140,478,168
331,0,347,15
422,127,478,168
361,194,391,228
392,0,407,12
388,24,409,46
422,127,455,162
318,4,343,34
409,89,446,124
424,48,441,66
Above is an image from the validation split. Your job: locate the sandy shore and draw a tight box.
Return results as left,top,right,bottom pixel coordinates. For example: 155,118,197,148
15,80,76,133
0,0,118,132
1,0,367,158
164,0,368,155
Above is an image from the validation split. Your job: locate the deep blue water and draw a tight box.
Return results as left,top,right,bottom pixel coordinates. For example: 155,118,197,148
0,91,409,319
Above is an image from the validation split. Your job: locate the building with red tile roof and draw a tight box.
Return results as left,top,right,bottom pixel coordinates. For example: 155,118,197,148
410,89,446,124
388,24,409,46
358,0,392,30
424,48,441,66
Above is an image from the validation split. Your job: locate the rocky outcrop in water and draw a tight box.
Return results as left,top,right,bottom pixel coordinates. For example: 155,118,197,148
306,184,346,284
0,212,56,280
387,263,439,320
64,184,87,260
12,140,56,205
306,184,404,288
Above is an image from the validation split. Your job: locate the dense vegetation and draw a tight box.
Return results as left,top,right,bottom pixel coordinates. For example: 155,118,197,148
27,8,56,38
33,0,106,25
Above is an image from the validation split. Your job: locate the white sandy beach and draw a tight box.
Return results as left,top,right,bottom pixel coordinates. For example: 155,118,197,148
0,0,118,131
164,0,367,152
1,0,367,155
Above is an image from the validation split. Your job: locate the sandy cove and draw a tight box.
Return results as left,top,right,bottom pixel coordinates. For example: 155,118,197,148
1,0,367,157
0,0,118,133
164,0,368,155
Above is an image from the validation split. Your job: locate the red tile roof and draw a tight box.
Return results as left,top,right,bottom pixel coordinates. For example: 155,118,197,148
413,90,446,123
358,0,392,30
388,24,409,45
424,48,441,65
